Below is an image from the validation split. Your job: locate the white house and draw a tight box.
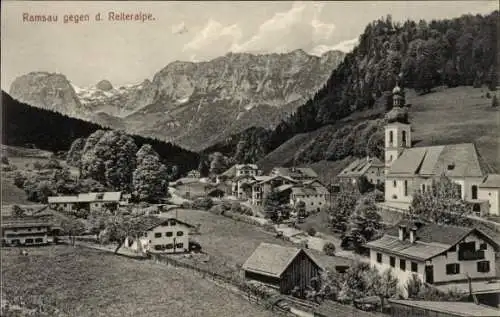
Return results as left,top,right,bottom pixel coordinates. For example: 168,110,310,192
338,156,385,186
250,175,297,206
478,174,500,216
365,220,499,297
383,84,494,213
123,217,194,254
48,192,125,213
290,180,330,213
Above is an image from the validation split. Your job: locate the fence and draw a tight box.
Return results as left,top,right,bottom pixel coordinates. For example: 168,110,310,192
150,253,294,315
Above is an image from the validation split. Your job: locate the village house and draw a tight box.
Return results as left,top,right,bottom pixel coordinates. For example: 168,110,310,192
365,220,499,297
271,167,318,182
242,242,323,298
382,84,496,215
388,299,500,317
186,169,201,178
337,156,385,186
478,174,500,216
48,192,126,213
123,216,194,254
1,205,58,246
290,180,330,213
250,175,298,205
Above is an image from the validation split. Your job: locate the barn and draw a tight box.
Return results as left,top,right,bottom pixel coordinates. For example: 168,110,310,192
242,242,323,297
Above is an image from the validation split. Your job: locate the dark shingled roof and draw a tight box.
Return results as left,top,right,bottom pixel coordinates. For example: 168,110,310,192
338,157,384,178
366,220,500,261
385,220,471,245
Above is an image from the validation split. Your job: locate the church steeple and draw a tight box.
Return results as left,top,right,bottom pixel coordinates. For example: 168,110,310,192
384,81,411,175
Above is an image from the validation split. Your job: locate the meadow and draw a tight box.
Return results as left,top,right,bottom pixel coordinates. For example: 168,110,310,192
161,208,351,272
1,245,277,317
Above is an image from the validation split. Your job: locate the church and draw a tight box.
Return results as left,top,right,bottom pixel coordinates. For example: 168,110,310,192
382,84,498,215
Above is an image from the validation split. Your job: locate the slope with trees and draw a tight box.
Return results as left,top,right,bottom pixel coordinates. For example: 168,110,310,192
2,91,200,176
205,11,499,168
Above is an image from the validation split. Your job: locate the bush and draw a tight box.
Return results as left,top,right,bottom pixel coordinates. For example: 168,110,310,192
486,92,491,98
44,159,62,169
1,156,9,165
492,95,498,108
13,172,27,188
307,227,317,236
33,161,43,170
193,197,213,210
181,201,193,209
323,242,336,256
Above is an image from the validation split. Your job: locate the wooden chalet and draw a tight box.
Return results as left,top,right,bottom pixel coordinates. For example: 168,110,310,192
242,242,323,297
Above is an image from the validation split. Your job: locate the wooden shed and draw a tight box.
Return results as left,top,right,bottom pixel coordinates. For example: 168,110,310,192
242,242,322,298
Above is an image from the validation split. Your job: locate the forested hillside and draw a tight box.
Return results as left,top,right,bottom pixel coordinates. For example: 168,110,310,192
205,11,499,164
1,91,200,175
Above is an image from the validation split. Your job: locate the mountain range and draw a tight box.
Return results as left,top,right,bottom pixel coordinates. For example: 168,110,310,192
9,49,345,151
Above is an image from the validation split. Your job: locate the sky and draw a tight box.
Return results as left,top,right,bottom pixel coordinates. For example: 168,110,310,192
1,1,497,90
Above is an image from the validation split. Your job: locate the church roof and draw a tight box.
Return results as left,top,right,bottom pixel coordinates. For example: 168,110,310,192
388,143,487,178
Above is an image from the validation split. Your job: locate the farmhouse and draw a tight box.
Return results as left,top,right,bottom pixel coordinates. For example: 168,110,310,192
338,156,385,185
48,192,126,212
1,206,57,246
478,174,500,216
242,242,323,297
388,299,500,317
365,220,499,297
123,216,194,254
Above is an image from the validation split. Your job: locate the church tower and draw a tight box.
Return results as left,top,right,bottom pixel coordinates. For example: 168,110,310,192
384,82,411,175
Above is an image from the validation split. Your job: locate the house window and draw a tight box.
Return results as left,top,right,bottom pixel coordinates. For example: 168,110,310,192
175,243,184,249
165,244,173,249
376,253,382,263
411,262,418,272
479,243,487,250
477,261,490,273
176,231,184,236
154,245,163,251
471,185,478,200
25,239,33,244
166,232,173,237
400,259,406,271
446,263,460,275
402,131,407,145
421,184,426,192
390,256,396,268
389,131,394,145
449,245,456,252
393,180,397,188
404,180,408,196
28,228,32,232
35,238,43,243
154,233,162,238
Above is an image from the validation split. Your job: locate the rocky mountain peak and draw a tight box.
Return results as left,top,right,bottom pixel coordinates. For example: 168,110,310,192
96,80,113,91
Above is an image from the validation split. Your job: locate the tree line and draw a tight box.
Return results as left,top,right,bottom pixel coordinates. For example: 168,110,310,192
2,91,200,176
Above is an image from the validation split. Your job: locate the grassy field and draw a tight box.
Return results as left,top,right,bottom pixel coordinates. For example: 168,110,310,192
162,209,351,272
1,245,277,317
